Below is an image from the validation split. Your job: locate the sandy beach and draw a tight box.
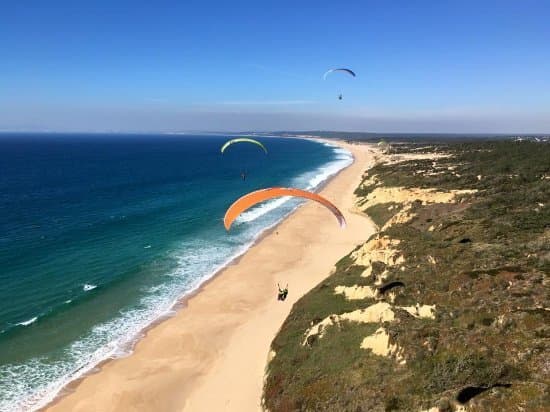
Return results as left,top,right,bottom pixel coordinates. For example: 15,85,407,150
45,139,377,412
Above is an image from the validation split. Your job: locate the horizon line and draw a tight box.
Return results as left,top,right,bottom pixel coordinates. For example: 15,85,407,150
1,130,550,136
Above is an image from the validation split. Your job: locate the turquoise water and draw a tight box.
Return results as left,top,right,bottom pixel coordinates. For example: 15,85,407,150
0,134,352,411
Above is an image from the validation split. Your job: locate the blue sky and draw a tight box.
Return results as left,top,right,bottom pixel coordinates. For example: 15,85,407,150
1,0,549,132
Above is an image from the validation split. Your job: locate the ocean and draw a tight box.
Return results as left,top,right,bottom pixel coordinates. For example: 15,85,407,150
0,133,352,411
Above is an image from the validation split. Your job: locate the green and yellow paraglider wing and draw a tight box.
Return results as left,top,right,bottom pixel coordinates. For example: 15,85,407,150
220,138,268,154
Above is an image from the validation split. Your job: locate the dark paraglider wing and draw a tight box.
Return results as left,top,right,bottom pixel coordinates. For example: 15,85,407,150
323,68,356,80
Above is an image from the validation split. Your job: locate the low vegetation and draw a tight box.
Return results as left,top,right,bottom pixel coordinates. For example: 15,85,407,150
264,141,549,411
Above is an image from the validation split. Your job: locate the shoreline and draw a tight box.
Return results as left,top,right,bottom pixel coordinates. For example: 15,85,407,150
36,138,351,411
44,138,377,412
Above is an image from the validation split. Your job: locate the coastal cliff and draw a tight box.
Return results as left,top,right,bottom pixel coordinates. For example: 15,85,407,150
264,140,549,411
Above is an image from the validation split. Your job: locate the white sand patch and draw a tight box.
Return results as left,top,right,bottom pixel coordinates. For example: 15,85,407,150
360,174,380,187
355,174,381,207
264,350,277,380
382,204,416,230
351,236,404,268
302,302,395,345
424,171,447,177
400,304,436,319
334,285,377,300
374,269,390,286
361,185,477,231
360,327,405,364
361,265,373,278
302,315,339,345
385,152,452,164
343,302,395,323
362,186,477,209
419,402,466,412
303,302,437,345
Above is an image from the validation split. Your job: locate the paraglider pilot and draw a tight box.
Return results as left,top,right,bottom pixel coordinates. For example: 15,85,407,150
277,283,288,301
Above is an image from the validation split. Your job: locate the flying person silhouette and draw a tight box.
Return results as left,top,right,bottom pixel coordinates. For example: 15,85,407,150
277,283,288,301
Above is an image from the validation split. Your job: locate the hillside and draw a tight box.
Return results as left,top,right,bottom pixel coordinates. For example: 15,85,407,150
263,140,549,411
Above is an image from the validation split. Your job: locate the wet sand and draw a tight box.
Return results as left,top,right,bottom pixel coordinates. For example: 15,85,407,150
45,139,377,412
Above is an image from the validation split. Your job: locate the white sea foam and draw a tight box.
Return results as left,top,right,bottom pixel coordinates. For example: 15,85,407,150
1,239,266,412
0,139,353,412
17,317,37,327
236,141,352,226
305,147,353,190
237,196,293,223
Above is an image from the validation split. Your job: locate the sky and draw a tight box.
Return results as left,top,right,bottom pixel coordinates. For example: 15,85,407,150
1,0,549,133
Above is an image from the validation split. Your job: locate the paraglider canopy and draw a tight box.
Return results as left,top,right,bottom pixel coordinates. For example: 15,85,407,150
377,140,391,154
324,68,355,100
323,68,356,80
224,187,346,231
220,138,268,154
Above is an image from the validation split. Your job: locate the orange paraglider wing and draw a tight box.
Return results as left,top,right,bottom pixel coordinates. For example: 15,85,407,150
223,187,346,231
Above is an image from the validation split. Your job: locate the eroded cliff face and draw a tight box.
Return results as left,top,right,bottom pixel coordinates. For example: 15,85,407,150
264,141,549,412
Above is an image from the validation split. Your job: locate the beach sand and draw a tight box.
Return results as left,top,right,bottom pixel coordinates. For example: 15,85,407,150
45,140,377,412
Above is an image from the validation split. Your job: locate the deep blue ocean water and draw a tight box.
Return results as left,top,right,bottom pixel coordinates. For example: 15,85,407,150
0,133,352,411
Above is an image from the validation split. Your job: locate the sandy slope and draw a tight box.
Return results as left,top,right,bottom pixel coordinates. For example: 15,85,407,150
45,139,377,412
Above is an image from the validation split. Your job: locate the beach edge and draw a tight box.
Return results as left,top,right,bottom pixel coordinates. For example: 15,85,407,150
44,137,377,412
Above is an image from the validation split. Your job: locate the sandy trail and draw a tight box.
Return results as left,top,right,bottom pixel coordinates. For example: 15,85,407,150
46,139,377,412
